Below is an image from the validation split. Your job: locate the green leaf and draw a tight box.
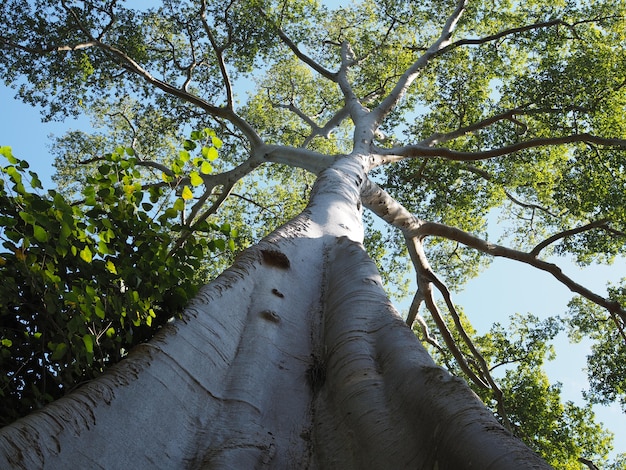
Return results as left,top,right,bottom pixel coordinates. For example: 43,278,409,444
202,146,219,161
105,259,117,274
200,161,213,174
220,222,231,235
181,186,193,200
173,198,185,211
79,246,93,263
179,150,190,163
190,171,203,187
0,146,17,164
82,334,94,354
33,224,48,242
18,211,35,224
5,166,22,185
50,343,67,361
163,208,178,219
28,171,43,189
211,136,223,149
94,301,105,320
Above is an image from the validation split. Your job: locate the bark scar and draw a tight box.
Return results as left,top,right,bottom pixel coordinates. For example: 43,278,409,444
260,310,281,323
260,249,290,269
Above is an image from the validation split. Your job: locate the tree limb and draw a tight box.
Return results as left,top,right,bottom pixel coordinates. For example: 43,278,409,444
362,178,625,322
256,8,336,81
405,235,514,430
0,36,97,53
371,0,468,127
461,164,559,218
420,105,589,147
379,133,626,162
442,15,624,54
406,236,490,389
411,221,626,321
200,0,234,108
578,457,600,470
530,219,613,256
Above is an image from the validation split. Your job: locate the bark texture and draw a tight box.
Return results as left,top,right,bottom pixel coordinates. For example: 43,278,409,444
0,157,550,469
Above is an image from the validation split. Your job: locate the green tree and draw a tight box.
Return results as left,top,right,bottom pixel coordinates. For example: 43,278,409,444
0,143,236,425
1,0,625,468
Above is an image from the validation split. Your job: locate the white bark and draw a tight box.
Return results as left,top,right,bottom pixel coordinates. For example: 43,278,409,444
0,156,549,469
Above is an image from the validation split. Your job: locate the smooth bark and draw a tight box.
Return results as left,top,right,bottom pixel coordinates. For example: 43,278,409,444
0,157,549,469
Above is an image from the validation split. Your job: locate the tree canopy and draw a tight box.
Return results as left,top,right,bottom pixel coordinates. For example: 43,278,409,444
1,0,626,467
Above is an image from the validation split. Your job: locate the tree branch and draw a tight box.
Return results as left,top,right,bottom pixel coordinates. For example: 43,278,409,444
371,0,468,126
0,36,98,54
420,105,588,147
461,164,559,218
442,19,564,53
405,235,514,430
442,15,624,54
360,178,422,231
530,219,613,256
410,221,626,321
578,457,600,470
406,290,443,352
406,236,490,389
380,134,626,162
257,8,336,81
302,106,352,147
200,0,234,108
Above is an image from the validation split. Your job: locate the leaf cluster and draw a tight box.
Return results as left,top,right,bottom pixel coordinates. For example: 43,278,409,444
0,144,235,425
566,289,626,412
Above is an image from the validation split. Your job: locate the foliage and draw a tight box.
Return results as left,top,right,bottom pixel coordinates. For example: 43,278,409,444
499,367,613,469
0,142,236,425
566,288,626,412
421,311,618,467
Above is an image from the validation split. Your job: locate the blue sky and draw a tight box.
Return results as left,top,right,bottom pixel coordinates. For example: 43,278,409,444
1,76,625,458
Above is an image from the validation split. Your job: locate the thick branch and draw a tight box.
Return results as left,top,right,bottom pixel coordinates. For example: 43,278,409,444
371,0,468,126
200,0,234,108
1,15,262,149
530,219,612,256
263,145,335,174
302,106,352,147
95,40,263,146
406,236,489,389
420,105,588,147
578,457,600,470
360,178,421,231
380,134,626,162
0,36,97,53
411,222,626,321
257,8,336,81
442,15,623,54
362,178,625,325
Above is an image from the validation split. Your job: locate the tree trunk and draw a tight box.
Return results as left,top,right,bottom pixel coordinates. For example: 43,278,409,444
0,156,550,469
